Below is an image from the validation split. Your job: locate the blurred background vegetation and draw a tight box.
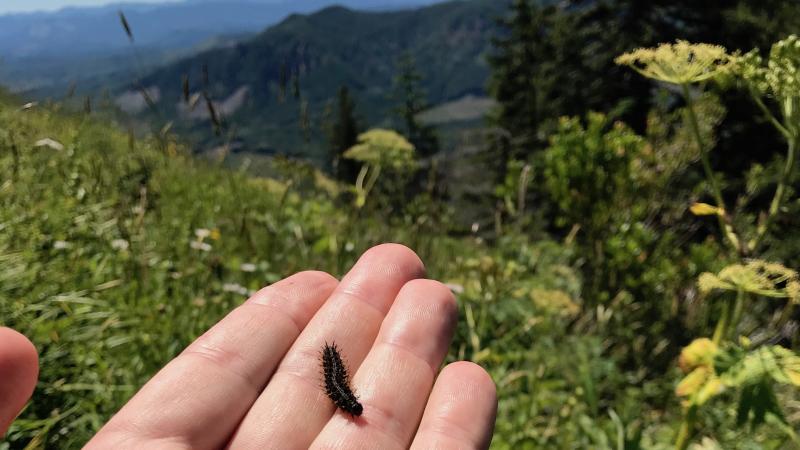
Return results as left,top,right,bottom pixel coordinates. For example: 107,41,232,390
1,0,800,448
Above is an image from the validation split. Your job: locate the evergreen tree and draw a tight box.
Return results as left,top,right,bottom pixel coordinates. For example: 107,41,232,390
487,0,543,165
391,53,439,158
325,85,361,182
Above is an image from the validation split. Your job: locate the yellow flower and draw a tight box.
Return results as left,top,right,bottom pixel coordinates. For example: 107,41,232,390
530,289,580,317
676,366,724,406
678,338,718,373
689,202,724,217
616,41,731,85
344,129,416,171
698,260,800,304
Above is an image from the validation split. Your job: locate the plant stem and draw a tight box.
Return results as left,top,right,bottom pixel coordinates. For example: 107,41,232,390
674,406,697,450
730,288,746,340
749,87,792,141
681,83,742,254
749,136,797,251
712,298,732,345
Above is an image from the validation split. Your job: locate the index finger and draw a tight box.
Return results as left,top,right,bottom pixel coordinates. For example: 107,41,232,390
85,270,338,450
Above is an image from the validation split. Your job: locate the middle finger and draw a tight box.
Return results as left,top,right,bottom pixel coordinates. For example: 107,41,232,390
228,244,425,449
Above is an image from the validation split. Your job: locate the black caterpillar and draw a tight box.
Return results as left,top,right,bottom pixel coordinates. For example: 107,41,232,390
321,342,363,417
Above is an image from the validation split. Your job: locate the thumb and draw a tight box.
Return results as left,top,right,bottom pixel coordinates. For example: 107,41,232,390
0,327,39,437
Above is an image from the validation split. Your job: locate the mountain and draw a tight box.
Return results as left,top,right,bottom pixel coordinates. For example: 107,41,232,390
132,0,508,160
0,0,440,92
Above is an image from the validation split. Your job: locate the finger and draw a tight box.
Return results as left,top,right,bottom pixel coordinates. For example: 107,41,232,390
410,362,497,450
0,327,39,437
86,271,338,450
229,243,425,450
310,279,457,450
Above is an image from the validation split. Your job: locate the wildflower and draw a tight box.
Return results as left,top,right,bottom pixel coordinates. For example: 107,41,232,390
678,338,718,373
344,129,416,170
615,41,731,85
732,35,800,101
209,228,221,241
689,203,724,217
698,260,800,304
444,283,465,294
675,366,724,406
111,239,130,251
53,240,71,250
222,283,249,296
240,263,256,272
530,289,580,317
194,228,211,240
190,241,212,252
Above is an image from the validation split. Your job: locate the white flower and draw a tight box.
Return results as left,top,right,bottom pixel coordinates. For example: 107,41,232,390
53,240,71,250
240,263,257,272
444,283,465,294
111,239,130,251
222,283,249,296
190,241,212,252
194,228,211,239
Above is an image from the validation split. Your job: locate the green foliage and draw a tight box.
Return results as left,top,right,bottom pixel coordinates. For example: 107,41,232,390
618,36,800,449
542,112,646,234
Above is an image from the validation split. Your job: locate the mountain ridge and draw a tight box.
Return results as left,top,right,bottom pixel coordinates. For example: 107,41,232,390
133,0,509,159
0,0,440,92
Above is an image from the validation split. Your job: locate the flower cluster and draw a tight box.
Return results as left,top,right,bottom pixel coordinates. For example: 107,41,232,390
615,40,731,85
698,260,800,304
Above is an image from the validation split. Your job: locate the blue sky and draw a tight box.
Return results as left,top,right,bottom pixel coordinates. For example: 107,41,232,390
0,0,171,14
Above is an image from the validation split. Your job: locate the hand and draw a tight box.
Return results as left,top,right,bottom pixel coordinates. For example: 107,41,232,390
81,244,497,449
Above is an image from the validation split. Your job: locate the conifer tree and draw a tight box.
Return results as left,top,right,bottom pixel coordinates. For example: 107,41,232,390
487,0,543,163
325,85,361,182
391,53,439,158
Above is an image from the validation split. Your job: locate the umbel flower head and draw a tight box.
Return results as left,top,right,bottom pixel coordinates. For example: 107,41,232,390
615,40,731,85
344,129,416,172
698,260,800,304
733,34,800,99
730,34,800,138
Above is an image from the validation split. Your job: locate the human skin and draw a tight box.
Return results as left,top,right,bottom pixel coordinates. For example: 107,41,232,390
4,244,497,449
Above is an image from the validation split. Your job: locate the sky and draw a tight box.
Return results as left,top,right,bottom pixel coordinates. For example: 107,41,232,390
0,0,174,14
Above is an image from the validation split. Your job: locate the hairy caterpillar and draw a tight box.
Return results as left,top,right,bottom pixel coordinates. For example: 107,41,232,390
320,342,363,417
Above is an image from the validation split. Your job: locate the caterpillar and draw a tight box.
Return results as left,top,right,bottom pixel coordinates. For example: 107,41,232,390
320,342,363,417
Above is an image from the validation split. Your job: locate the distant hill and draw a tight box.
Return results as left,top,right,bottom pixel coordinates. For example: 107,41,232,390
0,0,440,93
132,0,508,160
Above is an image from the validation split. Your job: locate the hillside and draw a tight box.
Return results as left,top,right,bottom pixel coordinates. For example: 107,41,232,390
0,90,591,449
131,0,508,160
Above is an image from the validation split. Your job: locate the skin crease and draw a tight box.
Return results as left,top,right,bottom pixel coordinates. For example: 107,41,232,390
3,245,498,449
